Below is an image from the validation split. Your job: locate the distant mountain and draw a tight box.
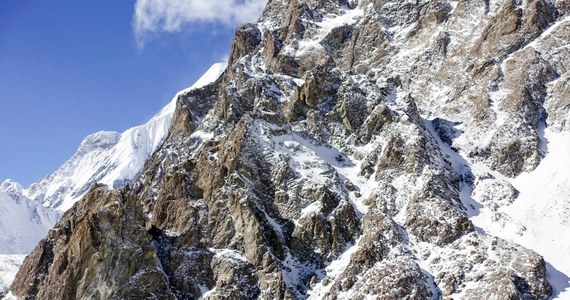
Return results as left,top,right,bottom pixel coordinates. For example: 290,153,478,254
0,181,59,254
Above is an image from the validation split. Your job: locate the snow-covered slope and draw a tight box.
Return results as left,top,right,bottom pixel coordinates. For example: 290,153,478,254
471,129,570,298
0,255,25,298
0,183,59,254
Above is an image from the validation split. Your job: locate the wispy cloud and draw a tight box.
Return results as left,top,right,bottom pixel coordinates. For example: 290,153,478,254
133,0,267,48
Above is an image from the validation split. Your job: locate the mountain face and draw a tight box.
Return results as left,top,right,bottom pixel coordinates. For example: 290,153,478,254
8,0,570,299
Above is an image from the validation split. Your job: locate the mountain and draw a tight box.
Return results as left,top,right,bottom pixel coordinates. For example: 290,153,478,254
6,0,570,299
0,63,226,296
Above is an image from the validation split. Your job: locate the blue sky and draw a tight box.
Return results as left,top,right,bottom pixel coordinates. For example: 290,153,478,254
0,0,264,186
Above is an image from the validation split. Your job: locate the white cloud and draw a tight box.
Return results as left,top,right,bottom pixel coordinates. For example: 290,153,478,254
133,0,267,48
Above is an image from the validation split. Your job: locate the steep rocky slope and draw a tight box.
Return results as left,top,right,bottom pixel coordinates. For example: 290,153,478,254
8,0,570,299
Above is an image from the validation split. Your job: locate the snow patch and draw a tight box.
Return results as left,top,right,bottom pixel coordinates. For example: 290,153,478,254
288,7,364,57
210,248,249,263
0,255,25,298
307,238,361,299
424,119,483,217
504,130,570,298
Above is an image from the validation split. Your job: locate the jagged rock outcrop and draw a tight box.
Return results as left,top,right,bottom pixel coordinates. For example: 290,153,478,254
10,0,570,299
11,185,175,299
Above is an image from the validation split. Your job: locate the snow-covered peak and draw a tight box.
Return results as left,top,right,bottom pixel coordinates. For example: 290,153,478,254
0,180,23,196
77,131,121,154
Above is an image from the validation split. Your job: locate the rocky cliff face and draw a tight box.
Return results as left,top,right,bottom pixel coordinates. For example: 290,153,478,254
9,0,570,299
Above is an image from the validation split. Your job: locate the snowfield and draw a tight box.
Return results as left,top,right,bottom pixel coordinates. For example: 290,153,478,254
0,190,59,254
471,129,570,298
0,255,25,298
